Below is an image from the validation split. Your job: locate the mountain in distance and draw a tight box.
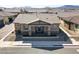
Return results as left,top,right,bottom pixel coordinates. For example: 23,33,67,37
57,5,79,9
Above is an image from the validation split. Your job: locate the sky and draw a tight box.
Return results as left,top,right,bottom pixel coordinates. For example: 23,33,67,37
0,0,79,8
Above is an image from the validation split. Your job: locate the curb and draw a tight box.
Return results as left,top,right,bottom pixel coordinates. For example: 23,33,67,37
1,44,79,48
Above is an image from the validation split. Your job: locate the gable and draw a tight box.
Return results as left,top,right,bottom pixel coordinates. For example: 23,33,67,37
28,20,51,25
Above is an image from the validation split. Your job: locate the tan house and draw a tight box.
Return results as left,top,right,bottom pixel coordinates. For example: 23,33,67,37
0,12,17,24
58,12,79,34
3,8,21,14
59,16,79,33
14,13,60,36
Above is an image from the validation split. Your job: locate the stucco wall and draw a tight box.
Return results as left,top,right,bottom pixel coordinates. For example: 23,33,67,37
14,23,60,36
3,16,9,24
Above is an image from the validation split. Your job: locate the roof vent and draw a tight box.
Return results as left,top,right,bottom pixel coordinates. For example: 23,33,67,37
46,18,48,19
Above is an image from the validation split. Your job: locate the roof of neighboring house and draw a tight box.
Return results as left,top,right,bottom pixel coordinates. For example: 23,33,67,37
61,16,79,24
25,8,58,13
58,12,79,17
3,8,21,13
0,12,17,16
14,13,60,24
57,12,79,24
25,8,47,12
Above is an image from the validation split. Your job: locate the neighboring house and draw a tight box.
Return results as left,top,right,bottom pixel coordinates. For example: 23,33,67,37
59,16,79,33
24,8,58,14
24,8,47,13
0,12,17,24
14,13,60,36
58,12,79,33
3,8,21,14
58,12,79,17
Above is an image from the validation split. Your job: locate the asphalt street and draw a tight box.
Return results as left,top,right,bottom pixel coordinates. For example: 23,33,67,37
0,47,79,54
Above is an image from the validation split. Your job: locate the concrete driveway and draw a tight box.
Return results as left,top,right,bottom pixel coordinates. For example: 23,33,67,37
0,23,14,40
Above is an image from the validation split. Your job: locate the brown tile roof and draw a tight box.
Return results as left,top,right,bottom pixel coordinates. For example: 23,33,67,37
3,8,21,13
57,12,79,24
0,12,17,16
14,13,60,24
61,16,79,24
71,16,79,24
58,12,79,17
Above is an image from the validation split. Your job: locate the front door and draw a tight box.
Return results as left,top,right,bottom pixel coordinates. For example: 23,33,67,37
34,26,44,36
35,26,44,33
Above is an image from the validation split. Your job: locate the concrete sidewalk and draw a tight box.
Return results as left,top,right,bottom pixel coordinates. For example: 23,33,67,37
0,41,79,48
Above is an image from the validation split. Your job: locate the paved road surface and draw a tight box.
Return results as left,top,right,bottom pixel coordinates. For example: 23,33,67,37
0,47,79,54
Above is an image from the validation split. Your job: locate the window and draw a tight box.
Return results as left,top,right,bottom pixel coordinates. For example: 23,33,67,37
45,26,48,31
75,24,79,29
15,23,21,30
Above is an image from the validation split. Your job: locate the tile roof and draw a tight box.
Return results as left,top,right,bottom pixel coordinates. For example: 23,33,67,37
70,16,79,24
14,13,60,24
58,12,79,17
57,12,79,24
0,12,17,16
61,16,79,24
3,8,21,13
25,8,47,12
